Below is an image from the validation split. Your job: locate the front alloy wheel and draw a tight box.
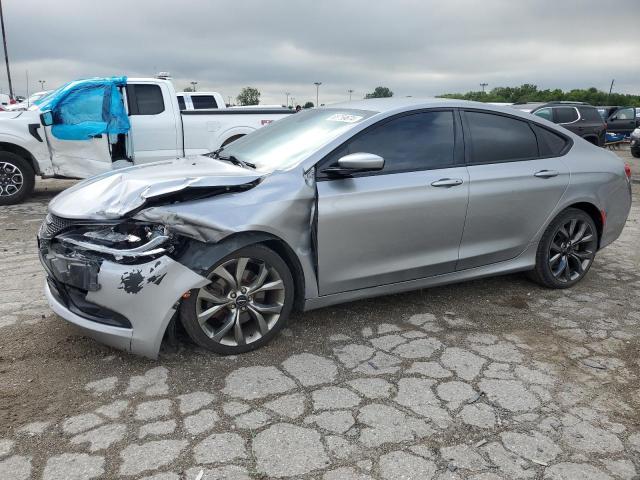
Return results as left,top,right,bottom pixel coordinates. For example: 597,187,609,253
180,244,294,354
530,208,598,288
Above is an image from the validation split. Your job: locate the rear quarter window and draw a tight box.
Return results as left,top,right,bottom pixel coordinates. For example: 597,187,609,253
578,107,603,122
191,95,218,109
532,124,569,157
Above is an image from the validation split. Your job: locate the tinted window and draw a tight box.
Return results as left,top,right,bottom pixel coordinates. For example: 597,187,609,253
533,108,553,121
465,111,538,163
191,95,218,109
177,95,186,110
333,111,455,174
127,84,164,115
532,125,568,157
578,107,603,122
555,107,579,124
614,107,635,120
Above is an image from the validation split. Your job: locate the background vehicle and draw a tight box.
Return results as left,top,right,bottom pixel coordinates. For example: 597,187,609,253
631,127,640,158
597,106,638,135
176,91,225,110
0,77,293,204
5,90,51,111
38,99,632,358
512,101,606,146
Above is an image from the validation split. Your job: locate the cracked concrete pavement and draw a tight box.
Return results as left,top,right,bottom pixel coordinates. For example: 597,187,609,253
0,149,638,479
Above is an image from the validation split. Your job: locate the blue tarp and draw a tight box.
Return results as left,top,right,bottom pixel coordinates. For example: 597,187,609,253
37,76,131,141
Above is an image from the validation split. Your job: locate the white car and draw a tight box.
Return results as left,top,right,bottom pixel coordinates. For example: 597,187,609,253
0,77,293,204
5,91,51,111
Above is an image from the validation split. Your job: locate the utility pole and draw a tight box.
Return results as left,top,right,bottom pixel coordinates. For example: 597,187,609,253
0,0,13,99
38,79,45,90
348,89,354,101
608,79,615,98
314,82,322,107
480,82,488,93
25,70,29,105
285,92,290,107
190,81,198,92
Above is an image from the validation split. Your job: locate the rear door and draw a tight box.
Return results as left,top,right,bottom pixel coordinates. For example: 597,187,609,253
607,107,637,134
457,110,570,270
316,109,469,295
125,82,180,163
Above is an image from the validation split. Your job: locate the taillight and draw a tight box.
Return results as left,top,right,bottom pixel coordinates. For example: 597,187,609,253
625,163,632,179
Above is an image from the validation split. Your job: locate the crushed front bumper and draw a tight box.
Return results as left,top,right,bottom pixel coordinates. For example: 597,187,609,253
41,252,208,358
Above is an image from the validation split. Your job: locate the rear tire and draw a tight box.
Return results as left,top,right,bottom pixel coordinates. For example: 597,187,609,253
180,244,294,355
529,208,598,289
631,148,640,159
0,152,35,205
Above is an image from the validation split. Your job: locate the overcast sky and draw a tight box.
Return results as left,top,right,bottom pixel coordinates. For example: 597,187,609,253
3,0,638,105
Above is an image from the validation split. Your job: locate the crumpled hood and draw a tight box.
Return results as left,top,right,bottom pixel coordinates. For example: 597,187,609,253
48,156,264,220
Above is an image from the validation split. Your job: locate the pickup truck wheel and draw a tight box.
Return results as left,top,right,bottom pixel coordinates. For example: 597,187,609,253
180,244,294,355
0,152,35,205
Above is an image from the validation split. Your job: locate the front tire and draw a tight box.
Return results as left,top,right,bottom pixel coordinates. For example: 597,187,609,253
0,152,35,205
180,244,294,355
631,148,640,159
529,208,598,289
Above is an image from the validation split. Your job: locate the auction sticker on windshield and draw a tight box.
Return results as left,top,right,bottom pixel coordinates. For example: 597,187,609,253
327,113,363,123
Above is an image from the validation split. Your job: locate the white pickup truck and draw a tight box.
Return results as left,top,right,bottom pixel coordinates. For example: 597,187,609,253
0,77,293,204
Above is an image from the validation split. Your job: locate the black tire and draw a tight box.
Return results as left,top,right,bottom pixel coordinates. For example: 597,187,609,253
631,148,640,159
180,244,294,355
0,152,35,205
529,208,598,289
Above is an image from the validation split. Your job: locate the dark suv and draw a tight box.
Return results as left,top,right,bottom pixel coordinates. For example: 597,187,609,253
512,102,606,146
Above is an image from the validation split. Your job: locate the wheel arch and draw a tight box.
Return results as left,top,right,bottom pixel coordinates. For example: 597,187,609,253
0,142,39,174
560,201,604,248
175,230,306,311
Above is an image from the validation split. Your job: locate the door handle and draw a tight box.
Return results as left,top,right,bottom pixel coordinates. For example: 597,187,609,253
534,170,559,178
431,178,463,187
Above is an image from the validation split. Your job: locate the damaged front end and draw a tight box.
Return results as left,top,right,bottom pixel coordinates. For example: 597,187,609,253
38,214,208,358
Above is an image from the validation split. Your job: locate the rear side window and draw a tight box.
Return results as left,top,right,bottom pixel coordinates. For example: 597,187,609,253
177,95,186,110
337,110,456,174
533,108,553,121
126,84,165,115
464,111,538,163
578,107,603,122
191,95,218,109
555,107,579,124
532,125,569,157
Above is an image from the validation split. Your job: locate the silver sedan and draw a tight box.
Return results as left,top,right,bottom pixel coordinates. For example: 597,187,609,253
38,98,632,357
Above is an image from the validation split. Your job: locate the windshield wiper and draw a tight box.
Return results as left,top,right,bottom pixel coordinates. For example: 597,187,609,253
205,147,255,169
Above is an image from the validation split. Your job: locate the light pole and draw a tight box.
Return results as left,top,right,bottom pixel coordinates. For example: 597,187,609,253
480,82,488,93
348,89,354,101
190,81,198,92
0,0,13,99
314,82,322,107
285,92,290,107
38,80,45,90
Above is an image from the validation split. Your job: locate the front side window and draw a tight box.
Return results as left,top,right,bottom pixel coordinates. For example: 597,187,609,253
330,111,456,174
614,107,635,120
191,95,218,109
533,108,553,121
555,107,579,124
465,111,538,163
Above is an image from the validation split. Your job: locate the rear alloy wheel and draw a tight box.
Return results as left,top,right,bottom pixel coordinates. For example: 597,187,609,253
0,152,35,205
180,244,294,354
530,208,598,289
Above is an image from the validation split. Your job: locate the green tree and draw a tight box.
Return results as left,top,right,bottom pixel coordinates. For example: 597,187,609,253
303,101,314,109
236,87,261,106
365,86,393,99
183,86,195,92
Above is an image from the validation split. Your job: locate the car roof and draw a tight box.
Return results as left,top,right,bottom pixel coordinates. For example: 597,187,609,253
325,97,534,118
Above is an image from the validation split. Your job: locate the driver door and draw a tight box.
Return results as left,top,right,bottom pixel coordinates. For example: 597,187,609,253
315,110,469,296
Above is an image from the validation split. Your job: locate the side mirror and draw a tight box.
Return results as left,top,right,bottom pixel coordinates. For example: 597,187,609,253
324,152,384,177
40,111,53,126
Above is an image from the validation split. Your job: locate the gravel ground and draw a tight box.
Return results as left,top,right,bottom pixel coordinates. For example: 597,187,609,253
0,149,638,480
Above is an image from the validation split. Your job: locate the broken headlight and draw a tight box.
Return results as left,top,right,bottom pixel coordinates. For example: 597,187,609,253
57,222,173,261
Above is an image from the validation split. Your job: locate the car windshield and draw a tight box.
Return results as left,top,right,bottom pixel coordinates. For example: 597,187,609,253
218,108,375,171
